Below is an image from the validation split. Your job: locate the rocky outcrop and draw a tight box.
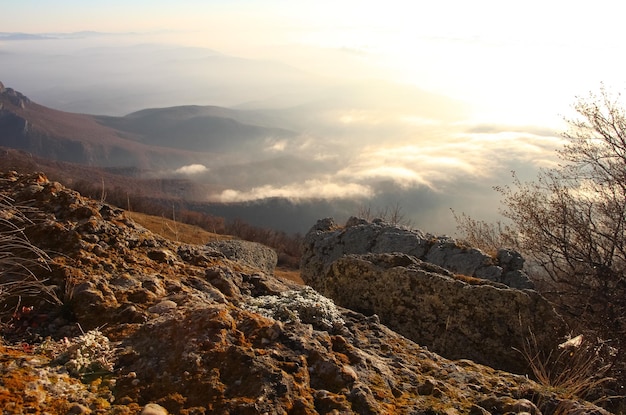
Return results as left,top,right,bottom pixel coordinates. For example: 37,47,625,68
205,239,277,274
320,252,565,374
0,82,31,109
301,218,567,374
302,217,534,289
0,173,609,414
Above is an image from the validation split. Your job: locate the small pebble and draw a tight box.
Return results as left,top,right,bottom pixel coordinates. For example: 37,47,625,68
141,403,168,415
68,403,91,414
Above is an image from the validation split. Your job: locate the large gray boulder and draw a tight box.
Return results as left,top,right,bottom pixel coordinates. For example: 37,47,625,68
322,252,566,374
205,239,278,274
301,218,567,374
301,217,533,289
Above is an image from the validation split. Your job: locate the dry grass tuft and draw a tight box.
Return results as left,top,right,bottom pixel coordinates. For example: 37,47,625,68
517,331,616,404
0,194,59,317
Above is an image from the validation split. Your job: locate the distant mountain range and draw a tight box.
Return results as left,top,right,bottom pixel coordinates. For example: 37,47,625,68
96,106,297,153
0,81,300,169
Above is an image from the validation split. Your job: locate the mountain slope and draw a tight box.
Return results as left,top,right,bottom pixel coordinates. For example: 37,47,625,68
0,171,612,414
0,82,206,169
97,105,297,152
0,82,297,168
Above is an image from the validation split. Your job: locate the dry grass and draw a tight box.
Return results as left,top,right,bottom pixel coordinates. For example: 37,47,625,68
453,273,499,286
451,209,516,257
0,194,60,315
127,210,232,245
274,267,304,285
517,331,615,404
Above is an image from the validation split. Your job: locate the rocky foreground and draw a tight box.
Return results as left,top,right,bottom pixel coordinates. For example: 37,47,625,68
0,172,611,414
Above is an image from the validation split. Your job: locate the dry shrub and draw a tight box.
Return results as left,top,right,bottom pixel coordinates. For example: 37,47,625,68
455,87,626,411
0,194,59,319
357,202,413,227
451,210,518,257
518,331,618,406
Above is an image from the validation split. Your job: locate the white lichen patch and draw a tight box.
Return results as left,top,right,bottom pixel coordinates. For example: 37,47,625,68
244,286,344,331
39,329,116,377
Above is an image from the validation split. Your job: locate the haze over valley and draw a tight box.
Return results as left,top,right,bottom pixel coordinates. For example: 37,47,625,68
2,1,625,234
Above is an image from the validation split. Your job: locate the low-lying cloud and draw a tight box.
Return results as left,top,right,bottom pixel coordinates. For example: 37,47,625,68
205,122,563,226
213,179,374,203
175,164,209,175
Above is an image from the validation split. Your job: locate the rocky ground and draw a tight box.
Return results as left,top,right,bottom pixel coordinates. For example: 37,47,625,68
0,171,614,414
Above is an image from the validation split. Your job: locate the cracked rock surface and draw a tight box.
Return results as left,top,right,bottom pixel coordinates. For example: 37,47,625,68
300,218,567,374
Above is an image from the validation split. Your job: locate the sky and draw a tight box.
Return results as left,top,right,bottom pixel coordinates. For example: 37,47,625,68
2,1,626,232
4,0,626,126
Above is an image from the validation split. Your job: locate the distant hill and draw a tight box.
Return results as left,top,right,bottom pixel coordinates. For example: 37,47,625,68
0,82,297,168
0,81,204,169
96,105,297,152
0,82,336,234
0,80,471,236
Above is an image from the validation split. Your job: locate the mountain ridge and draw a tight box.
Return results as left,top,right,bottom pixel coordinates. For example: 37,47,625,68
0,82,297,168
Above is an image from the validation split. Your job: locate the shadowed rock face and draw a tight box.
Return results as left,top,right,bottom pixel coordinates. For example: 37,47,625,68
0,83,31,108
0,173,608,414
301,218,567,374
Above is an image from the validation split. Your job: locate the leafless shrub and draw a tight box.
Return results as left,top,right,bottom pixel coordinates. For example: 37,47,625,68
163,205,179,242
357,202,413,227
99,177,106,203
454,87,626,410
451,209,518,256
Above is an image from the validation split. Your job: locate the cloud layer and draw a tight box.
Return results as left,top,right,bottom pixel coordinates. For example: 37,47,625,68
0,36,569,233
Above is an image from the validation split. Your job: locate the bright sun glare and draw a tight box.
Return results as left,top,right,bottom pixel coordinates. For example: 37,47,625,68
251,0,626,128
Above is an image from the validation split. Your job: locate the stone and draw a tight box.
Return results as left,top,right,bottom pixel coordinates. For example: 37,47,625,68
301,218,565,373
205,239,278,274
68,403,92,414
147,248,178,264
301,217,534,291
148,300,177,314
497,248,525,271
141,403,168,415
312,252,566,374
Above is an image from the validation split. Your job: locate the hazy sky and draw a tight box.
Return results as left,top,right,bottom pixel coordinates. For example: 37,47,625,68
4,0,626,126
3,1,626,232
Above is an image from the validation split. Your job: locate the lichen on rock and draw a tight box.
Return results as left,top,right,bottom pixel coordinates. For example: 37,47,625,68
244,286,344,331
301,218,568,374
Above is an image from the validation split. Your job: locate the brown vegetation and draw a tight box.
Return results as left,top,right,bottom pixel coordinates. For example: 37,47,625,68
456,87,626,412
127,211,230,245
